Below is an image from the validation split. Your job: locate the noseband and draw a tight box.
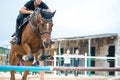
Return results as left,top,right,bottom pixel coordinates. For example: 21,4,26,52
39,31,51,36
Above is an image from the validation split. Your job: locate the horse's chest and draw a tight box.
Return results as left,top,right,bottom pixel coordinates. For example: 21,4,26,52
30,40,42,52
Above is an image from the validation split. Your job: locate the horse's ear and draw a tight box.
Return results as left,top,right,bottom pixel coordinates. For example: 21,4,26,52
51,10,56,17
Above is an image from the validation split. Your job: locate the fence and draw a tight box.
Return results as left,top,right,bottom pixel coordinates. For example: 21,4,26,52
53,52,120,77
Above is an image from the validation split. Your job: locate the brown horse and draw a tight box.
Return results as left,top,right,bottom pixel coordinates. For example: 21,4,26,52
9,8,55,80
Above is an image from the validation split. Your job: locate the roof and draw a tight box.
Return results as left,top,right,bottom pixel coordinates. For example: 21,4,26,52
0,47,9,50
53,33,118,41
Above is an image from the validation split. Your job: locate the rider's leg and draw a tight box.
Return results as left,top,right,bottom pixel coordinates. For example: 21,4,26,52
10,14,26,44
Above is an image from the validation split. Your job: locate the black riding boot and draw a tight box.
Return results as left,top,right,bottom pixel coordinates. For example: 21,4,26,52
10,24,19,44
10,24,22,45
11,23,20,37
16,28,22,45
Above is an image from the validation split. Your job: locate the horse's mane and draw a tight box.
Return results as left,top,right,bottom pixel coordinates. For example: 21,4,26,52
34,8,56,22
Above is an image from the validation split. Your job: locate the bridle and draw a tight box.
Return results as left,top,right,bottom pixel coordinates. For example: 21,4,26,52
29,11,52,38
38,18,52,37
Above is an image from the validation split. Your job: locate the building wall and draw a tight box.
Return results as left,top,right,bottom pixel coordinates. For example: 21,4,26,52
95,44,109,75
115,34,120,75
0,55,7,65
53,35,118,76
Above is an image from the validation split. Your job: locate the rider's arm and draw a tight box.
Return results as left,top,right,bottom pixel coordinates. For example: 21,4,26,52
39,2,52,12
19,6,33,14
19,1,34,14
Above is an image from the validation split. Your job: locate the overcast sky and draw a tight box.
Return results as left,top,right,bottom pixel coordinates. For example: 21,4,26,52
0,0,120,45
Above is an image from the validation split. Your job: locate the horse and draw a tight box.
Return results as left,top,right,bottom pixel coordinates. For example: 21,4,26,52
9,8,56,80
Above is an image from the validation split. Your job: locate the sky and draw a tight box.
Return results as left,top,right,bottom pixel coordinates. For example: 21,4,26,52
0,0,120,45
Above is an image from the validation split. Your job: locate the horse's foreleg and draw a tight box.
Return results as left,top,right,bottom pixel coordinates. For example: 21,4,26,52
9,50,18,80
38,48,47,61
10,71,15,80
22,43,34,62
22,71,29,80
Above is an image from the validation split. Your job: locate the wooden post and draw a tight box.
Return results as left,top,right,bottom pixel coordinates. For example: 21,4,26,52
40,61,44,80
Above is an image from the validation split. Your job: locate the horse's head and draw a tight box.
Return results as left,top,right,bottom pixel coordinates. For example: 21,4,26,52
29,8,56,48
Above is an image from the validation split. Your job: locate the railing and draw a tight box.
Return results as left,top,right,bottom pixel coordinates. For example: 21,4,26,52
53,52,120,77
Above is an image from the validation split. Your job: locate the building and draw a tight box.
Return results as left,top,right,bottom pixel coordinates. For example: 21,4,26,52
51,33,120,75
0,47,9,65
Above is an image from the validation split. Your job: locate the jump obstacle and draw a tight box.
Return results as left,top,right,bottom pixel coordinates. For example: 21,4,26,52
0,65,120,72
0,66,51,72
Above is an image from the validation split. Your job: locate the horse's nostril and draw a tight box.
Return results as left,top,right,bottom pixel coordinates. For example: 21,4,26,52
43,41,49,48
44,41,46,45
42,39,51,48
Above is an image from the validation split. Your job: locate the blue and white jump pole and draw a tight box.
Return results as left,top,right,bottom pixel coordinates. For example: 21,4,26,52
0,66,120,72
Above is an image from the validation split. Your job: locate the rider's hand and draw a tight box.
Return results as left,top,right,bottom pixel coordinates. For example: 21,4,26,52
29,10,34,14
47,9,52,13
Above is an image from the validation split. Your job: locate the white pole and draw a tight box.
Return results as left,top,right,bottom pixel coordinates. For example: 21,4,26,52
85,53,87,77
58,41,62,76
87,38,91,76
54,51,57,75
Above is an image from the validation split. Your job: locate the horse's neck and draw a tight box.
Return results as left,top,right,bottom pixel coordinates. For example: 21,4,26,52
29,21,37,32
22,24,38,41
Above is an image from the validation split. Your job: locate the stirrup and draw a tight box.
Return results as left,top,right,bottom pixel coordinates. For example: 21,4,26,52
10,36,18,45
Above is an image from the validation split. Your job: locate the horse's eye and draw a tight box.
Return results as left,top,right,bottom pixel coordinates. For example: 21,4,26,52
51,23,53,27
49,22,53,27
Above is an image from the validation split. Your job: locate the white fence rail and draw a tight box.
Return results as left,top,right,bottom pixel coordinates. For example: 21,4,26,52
53,52,120,77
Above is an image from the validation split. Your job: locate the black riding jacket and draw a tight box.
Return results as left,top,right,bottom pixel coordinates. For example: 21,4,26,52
24,0,49,11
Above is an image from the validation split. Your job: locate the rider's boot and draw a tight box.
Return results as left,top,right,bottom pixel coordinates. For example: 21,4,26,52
10,36,18,45
10,24,20,45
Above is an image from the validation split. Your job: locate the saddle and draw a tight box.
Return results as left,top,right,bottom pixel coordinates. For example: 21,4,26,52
19,15,30,30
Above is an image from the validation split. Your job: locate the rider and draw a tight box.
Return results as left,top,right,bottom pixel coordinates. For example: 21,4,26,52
10,0,51,45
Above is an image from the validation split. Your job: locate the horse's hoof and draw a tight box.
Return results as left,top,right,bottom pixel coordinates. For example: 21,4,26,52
50,40,55,45
38,54,47,61
22,76,27,80
22,55,34,62
10,77,15,80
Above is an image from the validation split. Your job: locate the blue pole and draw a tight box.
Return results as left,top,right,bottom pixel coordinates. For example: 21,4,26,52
0,66,51,72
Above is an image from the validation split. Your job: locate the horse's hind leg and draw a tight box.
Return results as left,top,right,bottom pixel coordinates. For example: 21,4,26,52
9,49,18,80
22,62,32,80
